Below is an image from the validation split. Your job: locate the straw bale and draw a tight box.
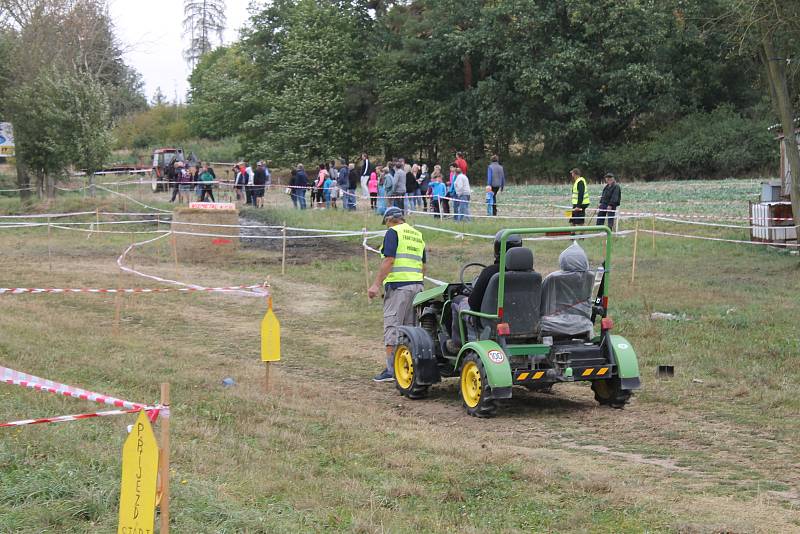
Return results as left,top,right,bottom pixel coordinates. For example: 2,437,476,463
171,208,239,263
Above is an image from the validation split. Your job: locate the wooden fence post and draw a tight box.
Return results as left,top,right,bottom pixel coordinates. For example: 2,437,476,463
281,222,287,275
159,383,171,534
651,214,656,255
47,216,52,272
363,228,371,303
631,220,639,284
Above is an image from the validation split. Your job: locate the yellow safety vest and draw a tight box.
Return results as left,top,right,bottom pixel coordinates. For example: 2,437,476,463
381,222,425,285
571,176,589,207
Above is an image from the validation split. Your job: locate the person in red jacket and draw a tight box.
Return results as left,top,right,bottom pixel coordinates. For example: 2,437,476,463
455,152,468,175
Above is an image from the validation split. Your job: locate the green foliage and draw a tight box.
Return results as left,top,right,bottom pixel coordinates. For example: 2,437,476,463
177,0,777,180
112,105,191,148
237,0,373,164
7,68,83,176
187,46,249,139
604,106,775,179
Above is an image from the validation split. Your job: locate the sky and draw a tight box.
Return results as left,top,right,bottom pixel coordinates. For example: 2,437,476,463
109,0,254,104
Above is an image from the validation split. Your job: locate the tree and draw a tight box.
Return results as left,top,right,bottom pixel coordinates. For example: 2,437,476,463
183,0,227,68
721,0,800,227
151,86,168,107
187,46,250,139
1,0,124,200
233,0,373,164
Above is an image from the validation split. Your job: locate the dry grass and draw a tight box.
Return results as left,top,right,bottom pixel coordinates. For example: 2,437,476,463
1,190,799,532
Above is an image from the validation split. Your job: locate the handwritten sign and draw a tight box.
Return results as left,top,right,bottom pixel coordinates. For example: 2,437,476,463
188,202,236,210
118,410,159,534
261,296,281,362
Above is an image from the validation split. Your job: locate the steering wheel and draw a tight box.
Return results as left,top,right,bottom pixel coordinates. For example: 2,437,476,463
459,262,487,286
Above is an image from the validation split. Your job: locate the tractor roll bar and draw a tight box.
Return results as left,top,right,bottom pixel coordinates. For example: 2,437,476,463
457,226,613,344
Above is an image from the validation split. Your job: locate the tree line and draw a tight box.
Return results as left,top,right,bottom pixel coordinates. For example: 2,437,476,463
187,0,799,184
0,0,146,200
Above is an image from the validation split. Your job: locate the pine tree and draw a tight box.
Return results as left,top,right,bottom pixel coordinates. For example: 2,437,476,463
183,0,227,68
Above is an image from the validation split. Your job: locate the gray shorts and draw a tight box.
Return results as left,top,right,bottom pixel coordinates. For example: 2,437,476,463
383,283,423,346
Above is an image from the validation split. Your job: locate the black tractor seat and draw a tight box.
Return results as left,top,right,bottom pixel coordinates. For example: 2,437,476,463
479,247,543,343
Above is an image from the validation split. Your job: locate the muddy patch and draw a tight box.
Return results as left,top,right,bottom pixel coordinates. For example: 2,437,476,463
239,216,362,265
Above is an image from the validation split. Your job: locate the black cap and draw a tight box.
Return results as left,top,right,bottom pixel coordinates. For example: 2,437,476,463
382,207,404,224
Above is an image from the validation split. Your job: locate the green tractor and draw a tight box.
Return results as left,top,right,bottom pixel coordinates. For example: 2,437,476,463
392,226,641,417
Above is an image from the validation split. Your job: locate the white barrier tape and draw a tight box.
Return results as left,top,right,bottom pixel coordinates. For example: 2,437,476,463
0,186,36,192
656,216,800,231
643,229,800,248
0,210,97,219
95,185,171,213
172,229,368,240
405,208,637,221
1,366,146,410
415,224,495,239
116,233,269,297
52,224,167,235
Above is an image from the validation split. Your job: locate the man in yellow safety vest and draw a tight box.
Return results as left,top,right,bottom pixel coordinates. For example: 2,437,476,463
368,206,426,382
569,168,590,226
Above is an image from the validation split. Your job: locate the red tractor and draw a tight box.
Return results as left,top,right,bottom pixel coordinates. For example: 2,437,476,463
150,148,185,192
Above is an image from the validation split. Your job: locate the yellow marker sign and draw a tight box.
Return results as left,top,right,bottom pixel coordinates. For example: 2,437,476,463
118,410,159,534
261,296,281,362
564,210,573,219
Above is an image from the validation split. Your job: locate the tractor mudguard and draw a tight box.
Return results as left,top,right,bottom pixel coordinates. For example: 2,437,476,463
608,334,641,390
413,284,447,307
455,340,513,398
396,326,441,385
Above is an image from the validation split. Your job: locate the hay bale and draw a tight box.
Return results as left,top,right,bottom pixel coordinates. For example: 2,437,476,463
171,207,239,263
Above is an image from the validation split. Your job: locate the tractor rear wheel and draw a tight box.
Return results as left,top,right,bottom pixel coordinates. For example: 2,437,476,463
591,377,631,409
393,343,429,399
459,352,496,417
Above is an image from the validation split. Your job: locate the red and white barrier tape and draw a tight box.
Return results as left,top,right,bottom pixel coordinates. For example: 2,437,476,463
0,285,265,295
0,406,162,428
1,365,146,410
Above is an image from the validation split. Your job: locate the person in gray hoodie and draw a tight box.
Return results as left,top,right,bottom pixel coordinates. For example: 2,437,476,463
392,161,406,210
487,155,505,216
540,242,595,338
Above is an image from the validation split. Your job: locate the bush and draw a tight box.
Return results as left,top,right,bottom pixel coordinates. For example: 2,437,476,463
113,105,191,149
602,106,776,180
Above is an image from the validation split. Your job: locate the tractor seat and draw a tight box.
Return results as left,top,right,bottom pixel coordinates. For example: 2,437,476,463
540,242,594,338
480,247,543,342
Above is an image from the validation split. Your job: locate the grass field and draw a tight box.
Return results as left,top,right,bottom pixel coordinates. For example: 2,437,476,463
1,179,799,533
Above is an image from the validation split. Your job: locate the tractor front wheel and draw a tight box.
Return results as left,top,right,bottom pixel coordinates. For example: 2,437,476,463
591,377,631,409
459,352,496,417
393,343,429,399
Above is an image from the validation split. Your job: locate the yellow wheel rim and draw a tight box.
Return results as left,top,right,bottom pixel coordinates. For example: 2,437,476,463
394,345,414,389
461,361,481,408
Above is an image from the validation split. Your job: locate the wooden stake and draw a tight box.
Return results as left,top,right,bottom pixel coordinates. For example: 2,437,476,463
362,227,371,303
170,233,179,279
281,221,287,275
264,362,272,393
113,295,121,336
113,268,122,336
631,220,639,284
651,214,656,254
47,216,52,272
130,233,136,272
156,217,163,262
159,383,171,534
